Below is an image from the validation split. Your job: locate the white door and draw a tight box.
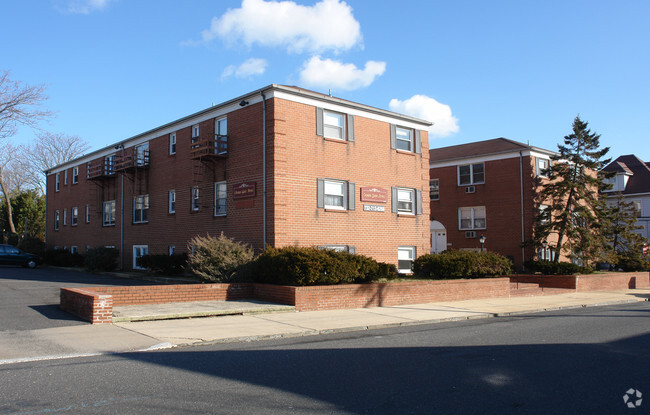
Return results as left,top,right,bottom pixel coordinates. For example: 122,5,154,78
430,220,447,253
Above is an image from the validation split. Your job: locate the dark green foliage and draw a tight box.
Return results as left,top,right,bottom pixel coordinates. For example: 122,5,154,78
136,253,188,275
615,251,650,272
0,190,46,240
252,246,397,286
412,250,513,279
84,247,119,271
44,248,85,267
188,233,255,282
523,260,592,275
17,236,46,257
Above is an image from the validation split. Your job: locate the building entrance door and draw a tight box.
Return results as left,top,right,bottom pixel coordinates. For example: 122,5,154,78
430,221,447,253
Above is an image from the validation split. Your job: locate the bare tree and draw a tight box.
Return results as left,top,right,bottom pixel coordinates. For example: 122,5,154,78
19,132,91,194
0,143,22,234
0,70,52,140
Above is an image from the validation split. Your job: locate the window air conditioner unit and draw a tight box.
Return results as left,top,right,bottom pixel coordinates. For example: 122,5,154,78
465,186,476,194
465,231,477,238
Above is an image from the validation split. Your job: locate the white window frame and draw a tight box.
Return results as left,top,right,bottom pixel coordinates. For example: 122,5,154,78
430,179,439,201
54,210,60,230
458,163,485,185
133,194,149,223
64,170,68,185
395,127,413,152
55,173,60,192
70,246,78,254
537,158,550,177
103,200,116,226
169,132,176,155
214,181,227,216
168,245,175,256
72,167,79,184
135,143,149,166
215,117,228,155
63,208,67,225
169,190,176,214
192,124,200,138
398,246,416,274
323,110,346,140
71,207,78,226
318,245,353,253
397,188,415,215
85,204,90,223
459,206,486,230
133,245,148,270
324,180,347,210
192,187,200,211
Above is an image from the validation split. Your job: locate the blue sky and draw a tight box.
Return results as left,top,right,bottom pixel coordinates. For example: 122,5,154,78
4,0,650,161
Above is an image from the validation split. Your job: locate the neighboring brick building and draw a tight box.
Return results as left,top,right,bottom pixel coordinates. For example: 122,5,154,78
602,154,650,241
46,84,432,272
429,138,559,269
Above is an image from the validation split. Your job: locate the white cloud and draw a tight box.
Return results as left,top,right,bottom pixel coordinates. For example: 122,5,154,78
299,56,385,91
64,0,113,14
222,58,268,79
389,95,460,138
202,0,362,54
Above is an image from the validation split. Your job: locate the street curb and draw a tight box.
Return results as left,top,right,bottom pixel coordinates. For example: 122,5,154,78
112,305,297,323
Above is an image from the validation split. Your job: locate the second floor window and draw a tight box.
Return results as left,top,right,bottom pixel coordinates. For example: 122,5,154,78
458,163,485,185
103,200,116,226
169,190,176,213
192,187,200,211
134,195,149,223
430,179,439,200
55,173,60,191
54,210,60,230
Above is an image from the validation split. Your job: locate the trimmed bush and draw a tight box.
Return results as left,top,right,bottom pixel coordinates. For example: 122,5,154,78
613,252,650,272
523,260,593,275
136,253,188,275
413,250,513,279
188,233,254,282
44,248,85,267
84,247,119,271
18,237,46,257
252,246,397,286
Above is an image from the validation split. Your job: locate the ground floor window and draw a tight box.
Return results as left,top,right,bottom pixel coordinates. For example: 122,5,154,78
398,246,416,274
133,245,148,270
318,245,356,254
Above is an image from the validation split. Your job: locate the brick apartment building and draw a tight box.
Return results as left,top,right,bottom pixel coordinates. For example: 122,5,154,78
46,84,432,272
429,138,559,269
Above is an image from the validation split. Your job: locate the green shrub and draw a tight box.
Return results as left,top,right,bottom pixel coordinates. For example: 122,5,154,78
44,248,85,267
84,247,119,271
523,260,592,275
136,253,188,275
18,237,46,257
614,252,650,272
252,246,397,286
188,233,254,282
413,250,513,279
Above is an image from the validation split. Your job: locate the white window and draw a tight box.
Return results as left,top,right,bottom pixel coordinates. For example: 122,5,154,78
323,110,345,140
135,143,149,166
192,124,200,139
458,163,485,185
318,245,355,253
103,200,116,226
214,181,227,216
192,187,200,211
169,245,175,255
85,205,90,223
169,133,176,155
64,170,68,185
324,180,346,210
55,173,60,192
395,127,413,152
215,117,228,155
72,167,79,184
169,190,176,213
63,208,67,225
430,179,439,201
133,245,148,270
537,158,550,177
133,195,149,223
539,204,550,225
71,207,78,226
54,210,60,230
397,188,415,214
398,246,416,274
459,206,486,230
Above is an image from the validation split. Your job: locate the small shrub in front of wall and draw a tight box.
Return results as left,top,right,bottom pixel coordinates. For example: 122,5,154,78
188,233,255,282
18,237,46,258
413,250,513,279
44,248,85,267
252,246,398,286
136,253,188,275
523,260,593,275
84,247,119,271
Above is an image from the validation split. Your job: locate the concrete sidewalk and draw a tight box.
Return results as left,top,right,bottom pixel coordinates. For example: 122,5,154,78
1,288,649,365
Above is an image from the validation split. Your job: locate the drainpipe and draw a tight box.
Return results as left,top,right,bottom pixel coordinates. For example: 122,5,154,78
261,91,267,249
519,151,525,268
118,144,125,270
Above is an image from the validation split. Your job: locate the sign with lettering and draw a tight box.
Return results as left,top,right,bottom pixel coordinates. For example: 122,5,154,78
233,182,256,199
363,204,385,212
360,187,388,203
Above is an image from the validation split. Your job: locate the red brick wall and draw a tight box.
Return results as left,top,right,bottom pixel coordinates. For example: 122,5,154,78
576,272,650,291
509,274,577,290
60,288,113,324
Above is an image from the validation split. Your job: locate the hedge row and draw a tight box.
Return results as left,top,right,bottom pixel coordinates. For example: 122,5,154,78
523,260,593,275
413,250,513,279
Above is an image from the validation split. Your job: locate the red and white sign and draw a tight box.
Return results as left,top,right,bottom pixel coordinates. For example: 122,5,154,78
233,182,256,199
360,187,388,203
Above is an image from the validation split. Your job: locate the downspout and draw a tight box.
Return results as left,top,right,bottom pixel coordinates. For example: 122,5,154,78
261,91,267,249
519,151,525,268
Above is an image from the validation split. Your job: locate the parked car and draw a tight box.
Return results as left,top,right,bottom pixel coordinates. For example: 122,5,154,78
0,244,39,268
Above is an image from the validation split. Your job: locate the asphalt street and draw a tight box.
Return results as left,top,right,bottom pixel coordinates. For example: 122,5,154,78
1,302,649,414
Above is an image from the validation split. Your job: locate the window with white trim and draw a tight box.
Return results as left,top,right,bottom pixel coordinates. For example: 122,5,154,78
169,245,175,255
318,245,355,254
191,124,200,148
398,246,416,274
71,207,78,226
458,163,485,185
214,181,227,216
63,208,67,225
430,179,439,200
103,200,116,226
539,204,550,225
169,133,176,155
459,206,486,230
54,210,60,230
395,127,413,151
537,158,550,177
169,190,176,213
133,195,149,223
64,170,68,185
397,188,414,214
323,110,345,140
133,245,148,270
55,173,60,192
215,117,228,155
317,178,355,211
72,167,79,184
85,204,90,223
192,187,200,211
